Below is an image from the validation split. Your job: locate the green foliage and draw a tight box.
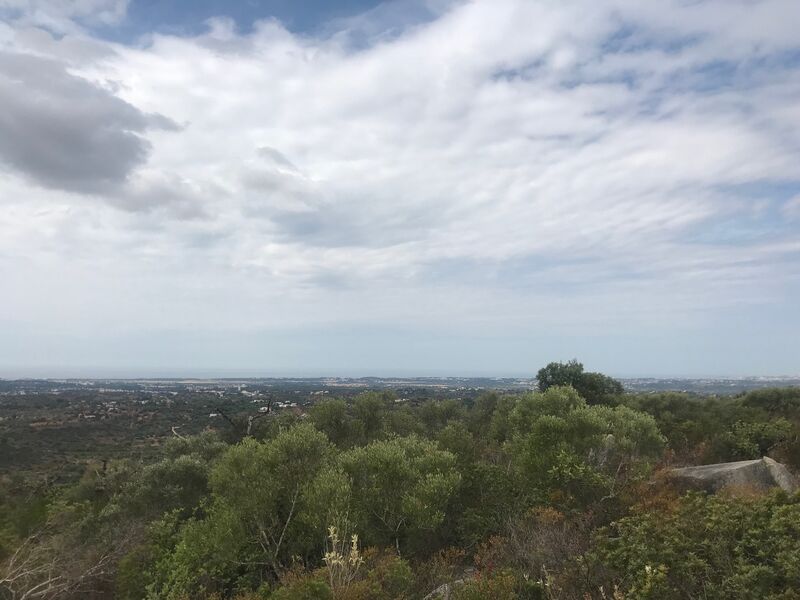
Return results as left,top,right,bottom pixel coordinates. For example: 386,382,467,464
0,480,50,544
340,551,415,600
487,396,516,444
311,391,396,449
450,462,516,547
383,405,423,438
436,421,478,467
592,492,800,599
466,392,499,437
340,436,460,554
163,430,229,462
149,504,249,599
741,387,800,414
451,570,520,600
117,544,156,600
268,578,332,600
506,387,664,507
536,360,624,405
268,552,413,600
352,392,392,445
121,454,211,519
713,419,794,461
624,388,800,469
148,424,344,598
419,400,464,435
310,400,354,448
5,380,800,600
536,360,585,393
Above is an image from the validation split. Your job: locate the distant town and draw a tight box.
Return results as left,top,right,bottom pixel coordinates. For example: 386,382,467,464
2,375,800,397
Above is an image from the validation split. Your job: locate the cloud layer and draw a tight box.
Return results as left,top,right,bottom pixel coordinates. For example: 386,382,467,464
0,50,178,193
0,0,799,375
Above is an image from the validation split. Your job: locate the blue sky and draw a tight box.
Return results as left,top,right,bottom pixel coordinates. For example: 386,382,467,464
111,0,389,39
0,0,798,377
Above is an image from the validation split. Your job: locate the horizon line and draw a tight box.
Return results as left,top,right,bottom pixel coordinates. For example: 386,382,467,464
2,371,800,381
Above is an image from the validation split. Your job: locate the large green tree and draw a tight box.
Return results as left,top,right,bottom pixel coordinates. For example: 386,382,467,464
536,360,624,405
148,424,347,598
507,387,664,507
340,436,460,555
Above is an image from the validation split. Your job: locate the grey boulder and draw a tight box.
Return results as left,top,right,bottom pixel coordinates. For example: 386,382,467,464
667,457,798,494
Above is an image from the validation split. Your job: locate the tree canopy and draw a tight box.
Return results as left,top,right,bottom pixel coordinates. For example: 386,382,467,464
536,359,625,404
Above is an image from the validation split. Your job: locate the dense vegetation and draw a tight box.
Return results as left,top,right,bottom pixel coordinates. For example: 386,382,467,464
2,364,800,599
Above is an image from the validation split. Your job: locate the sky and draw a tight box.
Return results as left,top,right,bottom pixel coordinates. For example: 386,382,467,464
0,0,799,378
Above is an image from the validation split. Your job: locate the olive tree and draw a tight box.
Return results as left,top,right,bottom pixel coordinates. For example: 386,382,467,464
339,436,460,555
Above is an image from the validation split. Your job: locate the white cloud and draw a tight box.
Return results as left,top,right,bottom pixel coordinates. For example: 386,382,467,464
0,49,179,194
0,0,799,373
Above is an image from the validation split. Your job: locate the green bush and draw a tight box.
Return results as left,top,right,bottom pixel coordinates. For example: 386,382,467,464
592,492,800,599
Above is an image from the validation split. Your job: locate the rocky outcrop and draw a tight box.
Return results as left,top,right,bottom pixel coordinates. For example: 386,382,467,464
667,457,798,494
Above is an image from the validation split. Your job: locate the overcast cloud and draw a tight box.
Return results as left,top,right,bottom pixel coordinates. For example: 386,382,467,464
0,0,798,376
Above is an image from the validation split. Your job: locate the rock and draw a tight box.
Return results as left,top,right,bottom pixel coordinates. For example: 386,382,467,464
423,568,476,599
667,457,799,495
423,582,457,600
